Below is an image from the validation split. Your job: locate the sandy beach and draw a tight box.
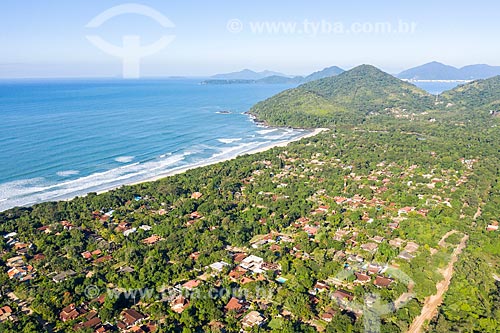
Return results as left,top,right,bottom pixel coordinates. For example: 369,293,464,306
123,127,329,188
2,125,328,210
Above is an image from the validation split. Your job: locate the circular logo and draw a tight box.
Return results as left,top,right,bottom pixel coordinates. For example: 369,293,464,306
84,285,101,299
227,19,244,34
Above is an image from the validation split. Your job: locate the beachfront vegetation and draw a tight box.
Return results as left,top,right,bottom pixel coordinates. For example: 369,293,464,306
1,68,500,332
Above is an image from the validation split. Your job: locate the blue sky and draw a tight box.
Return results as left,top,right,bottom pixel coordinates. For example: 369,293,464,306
1,0,499,77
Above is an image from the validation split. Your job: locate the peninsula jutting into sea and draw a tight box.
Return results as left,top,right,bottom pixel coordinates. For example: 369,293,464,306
1,1,500,333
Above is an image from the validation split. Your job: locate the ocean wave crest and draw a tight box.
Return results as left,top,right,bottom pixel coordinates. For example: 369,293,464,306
217,138,242,144
56,170,80,177
115,156,135,163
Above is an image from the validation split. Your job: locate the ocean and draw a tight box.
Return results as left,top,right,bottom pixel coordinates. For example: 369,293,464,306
0,79,306,211
411,81,464,95
0,79,460,211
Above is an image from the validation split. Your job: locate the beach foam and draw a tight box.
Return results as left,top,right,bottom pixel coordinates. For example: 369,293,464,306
263,133,294,140
0,154,186,211
217,138,243,144
56,170,80,177
0,178,47,202
115,156,135,163
256,128,278,135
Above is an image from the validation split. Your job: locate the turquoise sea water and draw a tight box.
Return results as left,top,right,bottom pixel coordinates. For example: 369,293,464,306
0,79,459,211
0,79,305,211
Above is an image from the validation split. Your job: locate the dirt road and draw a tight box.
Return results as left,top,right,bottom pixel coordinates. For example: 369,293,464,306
473,206,482,220
407,233,469,333
437,230,458,247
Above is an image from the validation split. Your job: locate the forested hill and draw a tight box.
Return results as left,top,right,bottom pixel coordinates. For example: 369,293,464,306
248,65,435,128
441,75,500,111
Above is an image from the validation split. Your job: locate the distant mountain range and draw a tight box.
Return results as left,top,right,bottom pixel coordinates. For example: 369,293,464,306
202,66,345,85
303,66,345,82
397,62,500,80
204,62,500,85
210,69,288,80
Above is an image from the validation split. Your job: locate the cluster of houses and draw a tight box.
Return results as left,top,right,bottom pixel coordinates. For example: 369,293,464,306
3,232,32,256
0,144,480,332
221,298,266,329
60,303,112,332
232,212,423,324
163,286,267,330
59,300,151,333
80,249,113,265
4,231,36,282
229,253,281,284
6,255,35,282
151,252,276,330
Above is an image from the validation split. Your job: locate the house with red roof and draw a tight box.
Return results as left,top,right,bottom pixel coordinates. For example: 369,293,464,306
332,289,354,302
0,306,13,322
182,279,201,290
142,235,161,245
229,266,247,281
313,281,329,293
73,317,102,331
374,276,393,288
171,296,189,314
191,192,203,199
398,207,415,216
224,297,248,313
121,309,146,327
81,251,92,259
303,225,319,236
355,272,371,284
233,253,247,264
321,308,337,322
60,304,80,322
190,211,203,219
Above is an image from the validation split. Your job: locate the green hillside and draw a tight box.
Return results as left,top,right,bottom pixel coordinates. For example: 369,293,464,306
249,65,434,127
441,76,500,112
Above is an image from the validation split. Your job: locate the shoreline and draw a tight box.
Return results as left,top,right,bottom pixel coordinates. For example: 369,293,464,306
0,125,328,212
99,127,329,193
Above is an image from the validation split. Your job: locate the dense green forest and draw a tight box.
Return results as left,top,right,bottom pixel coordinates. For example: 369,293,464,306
249,65,435,128
441,75,500,111
1,68,499,333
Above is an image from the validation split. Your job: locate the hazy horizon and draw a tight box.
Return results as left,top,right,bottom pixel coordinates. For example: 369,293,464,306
2,0,500,78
